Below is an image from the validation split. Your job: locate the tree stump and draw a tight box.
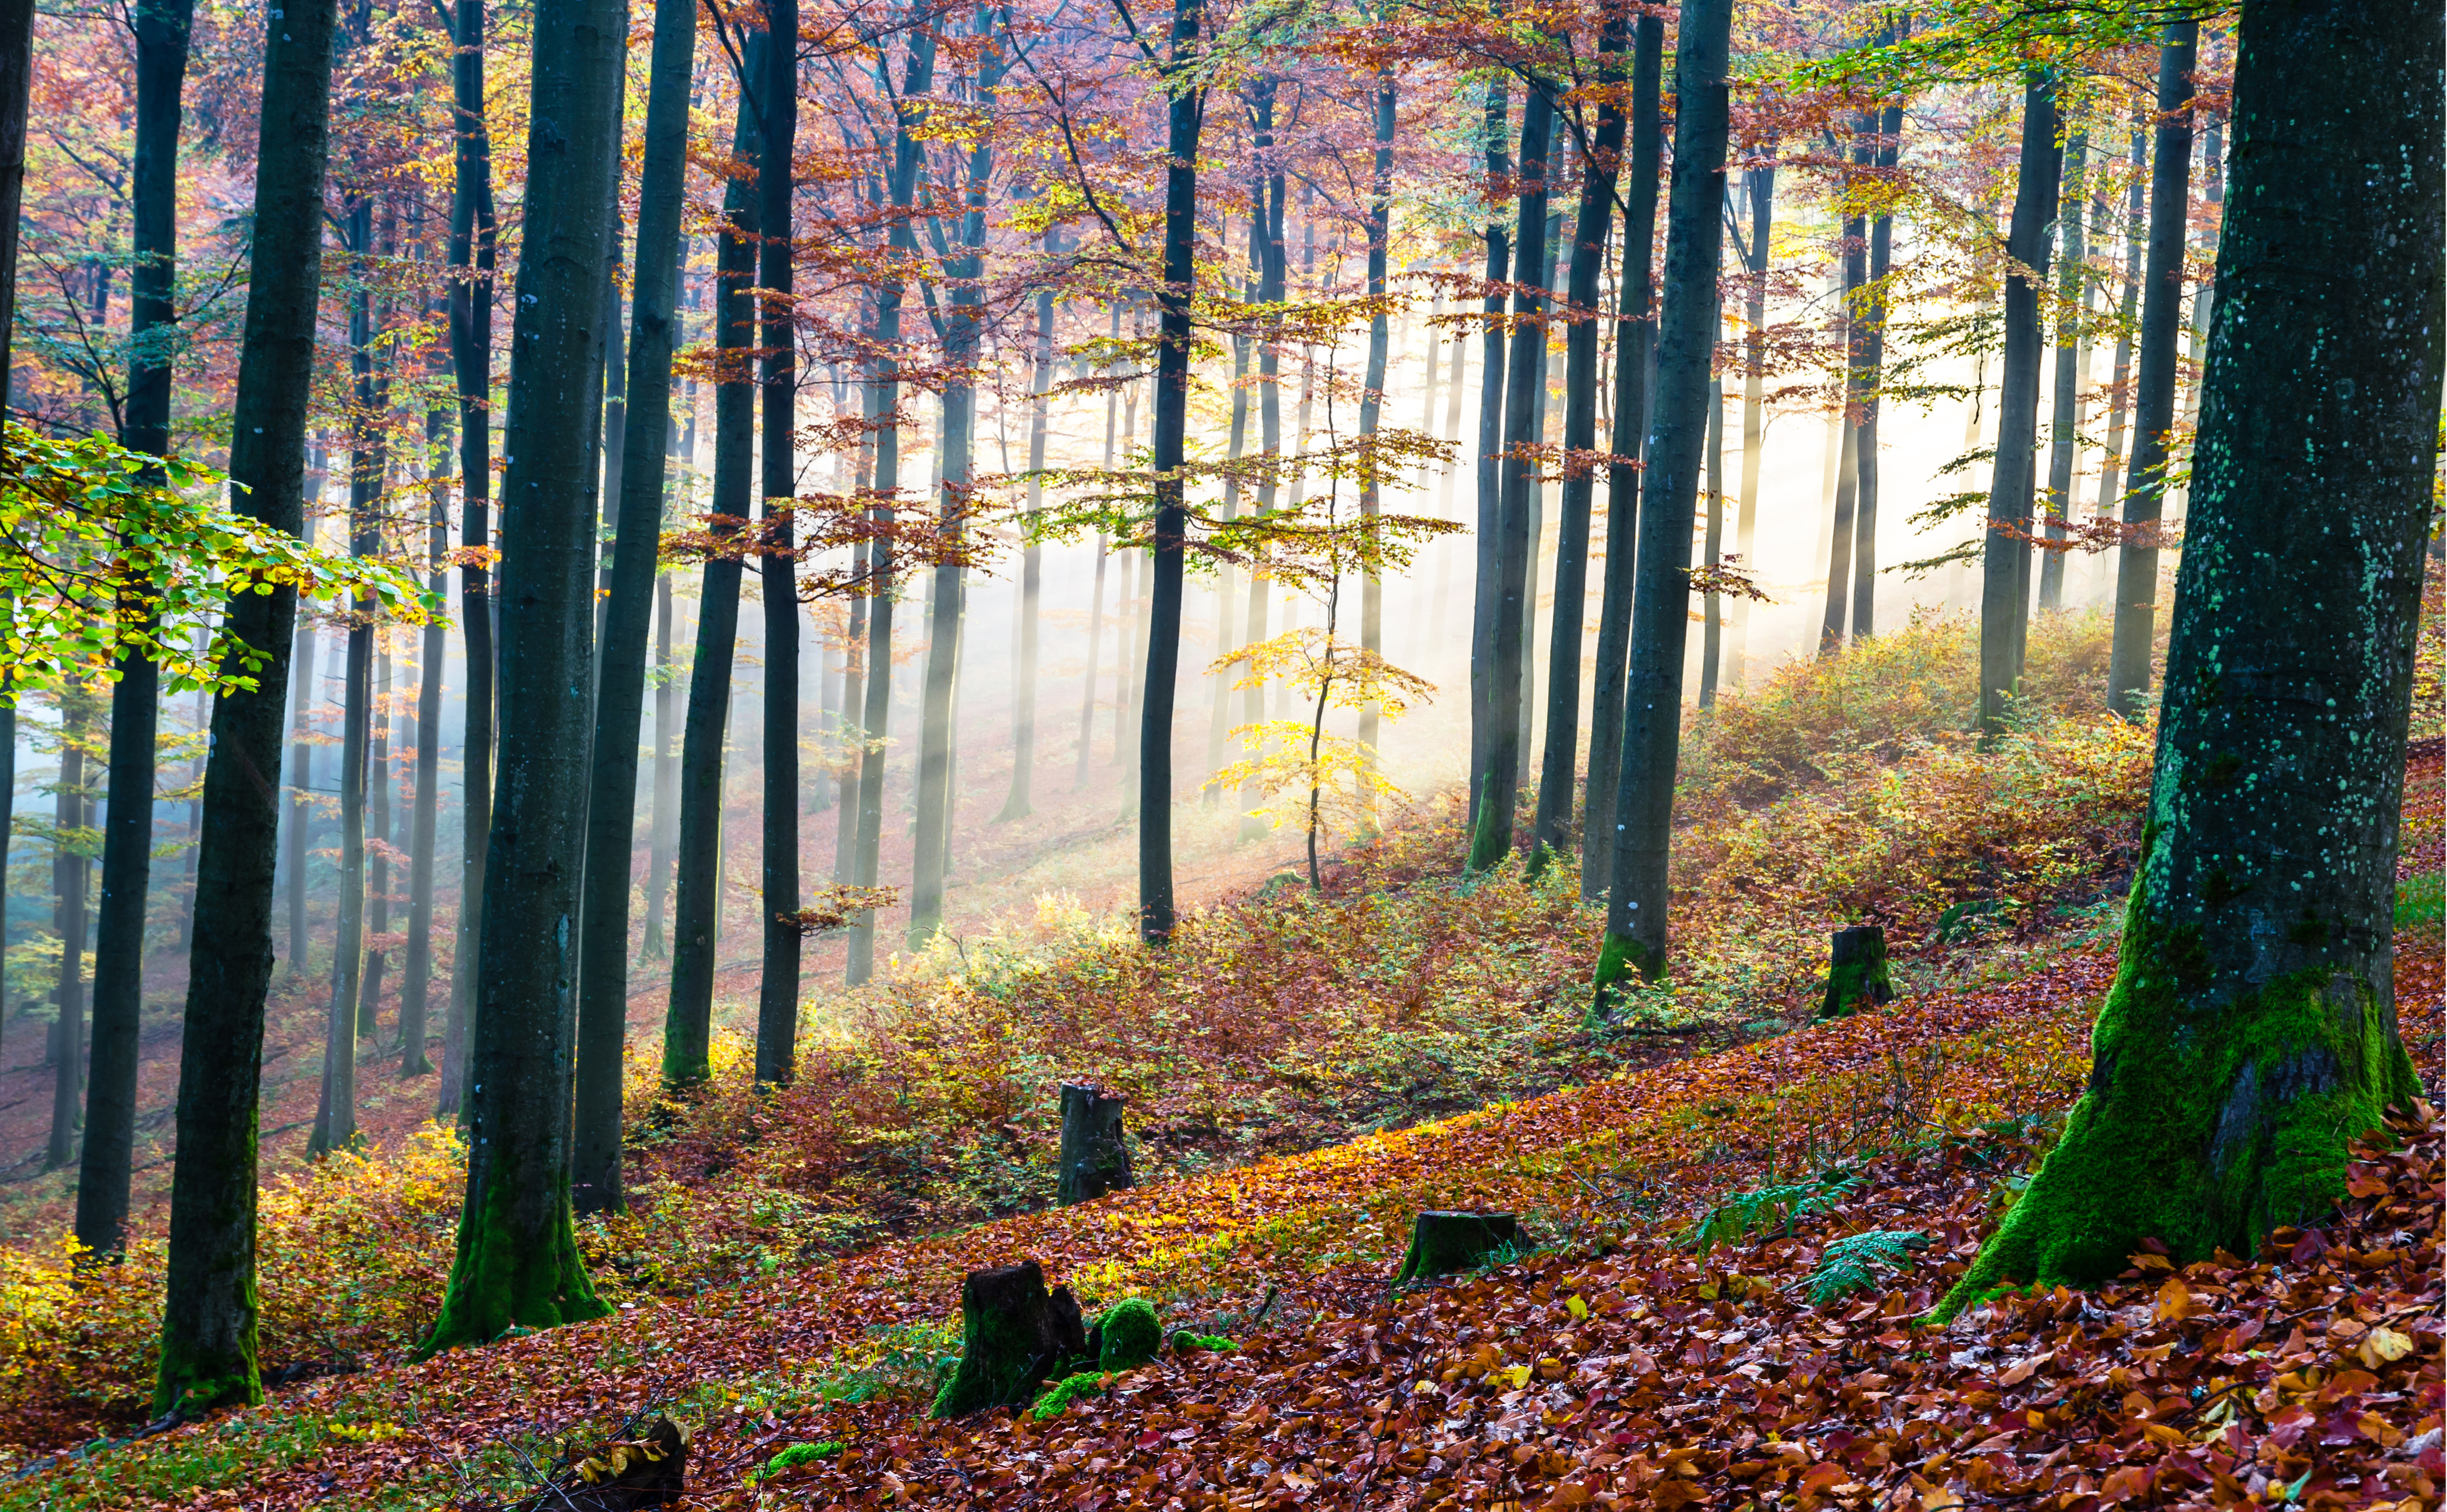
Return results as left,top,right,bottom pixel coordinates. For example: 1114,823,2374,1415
1056,1083,1135,1206
931,1261,1084,1419
1818,925,1896,1021
513,1415,687,1510
1394,1211,1521,1284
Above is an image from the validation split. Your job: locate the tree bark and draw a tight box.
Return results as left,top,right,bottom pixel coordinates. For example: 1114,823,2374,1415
1818,924,1895,1020
1240,110,1286,843
0,0,32,409
1723,156,1773,688
1467,79,1509,834
402,416,445,1077
1137,0,1202,944
2104,26,2198,723
46,694,91,1173
284,592,318,973
438,0,497,1124
572,0,687,1210
1944,0,2438,1303
1580,14,1662,901
661,51,763,1083
155,0,340,1411
754,0,800,1086
2038,130,2089,612
1698,374,1723,704
1819,124,1870,655
2092,122,2147,528
1976,73,2063,737
418,0,625,1350
1529,23,1625,867
929,1260,1087,1419
1847,99,1902,642
1002,257,1054,822
77,0,197,1257
1590,0,1733,1003
1056,1083,1134,1205
1464,78,1554,874
1394,1210,1519,1284
1354,68,1394,773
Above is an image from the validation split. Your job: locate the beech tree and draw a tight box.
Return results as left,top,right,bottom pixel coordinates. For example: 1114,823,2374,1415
1945,0,2438,1304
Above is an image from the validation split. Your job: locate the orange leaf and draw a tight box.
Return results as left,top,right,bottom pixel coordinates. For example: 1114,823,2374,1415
2153,1277,2193,1324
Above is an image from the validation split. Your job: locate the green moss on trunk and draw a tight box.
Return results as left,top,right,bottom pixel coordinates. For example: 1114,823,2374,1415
415,1171,608,1356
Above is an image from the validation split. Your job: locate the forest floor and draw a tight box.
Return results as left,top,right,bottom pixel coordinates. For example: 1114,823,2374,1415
0,608,2439,1509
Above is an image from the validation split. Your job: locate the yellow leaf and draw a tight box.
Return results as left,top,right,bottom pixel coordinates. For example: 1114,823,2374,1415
2359,1327,2414,1368
1565,1294,1589,1321
1501,1365,1534,1389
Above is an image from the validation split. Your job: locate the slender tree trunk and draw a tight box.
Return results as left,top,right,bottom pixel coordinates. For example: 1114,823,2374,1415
1977,73,2064,736
46,695,91,1173
361,644,390,1031
1354,69,1395,778
572,0,686,1208
1137,0,1202,945
402,414,446,1077
1528,21,1624,867
1723,157,1772,689
1078,532,1106,788
2095,121,2146,525
647,344,692,950
1468,79,1509,833
661,50,763,1083
2038,130,2089,612
0,704,12,1058
1698,373,1723,704
76,0,197,1258
1943,0,2438,1304
0,0,33,406
418,0,625,1351
1464,78,1554,873
1847,99,1902,641
1819,125,1870,655
1580,14,1661,900
753,0,800,1084
847,29,934,986
1240,128,1286,842
154,0,340,1410
1204,265,1250,801
1001,259,1053,821
284,592,317,972
2104,26,2197,722
1591,0,1733,1002
438,0,497,1123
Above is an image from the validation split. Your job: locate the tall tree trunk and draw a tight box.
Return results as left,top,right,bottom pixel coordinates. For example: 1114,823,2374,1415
1943,0,2438,1305
647,335,692,952
0,703,12,1061
1464,77,1554,873
361,643,390,1030
0,0,33,407
847,28,934,986
284,590,318,972
1698,373,1723,704
1847,98,1903,642
1137,0,1201,945
1078,532,1106,787
661,48,763,1085
1976,73,2064,736
1354,68,1395,776
573,0,687,1208
2038,130,2089,612
1240,119,1286,843
77,0,197,1258
1204,261,1250,803
753,0,799,1083
46,693,91,1173
438,0,497,1123
2093,120,2147,528
155,0,340,1410
1722,156,1773,689
2104,26,2198,722
1467,78,1509,833
1528,21,1625,867
1819,124,1870,655
1590,0,1732,1003
1580,14,1662,900
402,413,446,1077
418,0,625,1351
1002,253,1053,821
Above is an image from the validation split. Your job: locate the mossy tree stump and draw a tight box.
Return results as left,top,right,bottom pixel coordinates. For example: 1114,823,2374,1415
1057,1083,1134,1206
1818,925,1896,1020
930,1261,1088,1419
1394,1211,1520,1284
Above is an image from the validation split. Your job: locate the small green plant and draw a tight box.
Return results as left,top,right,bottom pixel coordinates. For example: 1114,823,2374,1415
1806,1229,1931,1304
762,1440,844,1476
2396,871,2443,934
816,1320,962,1405
1097,1298,1162,1371
1029,1371,1111,1421
1683,1170,1862,1252
1168,1331,1237,1353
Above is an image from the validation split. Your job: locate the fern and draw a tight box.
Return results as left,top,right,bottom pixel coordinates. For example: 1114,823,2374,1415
1806,1229,1930,1304
1685,1170,1862,1253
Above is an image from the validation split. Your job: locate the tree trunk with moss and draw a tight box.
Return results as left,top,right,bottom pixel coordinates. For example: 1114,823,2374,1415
417,0,624,1352
931,1261,1087,1418
1943,0,2439,1310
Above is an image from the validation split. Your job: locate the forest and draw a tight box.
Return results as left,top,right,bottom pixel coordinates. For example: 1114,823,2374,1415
0,0,2439,1501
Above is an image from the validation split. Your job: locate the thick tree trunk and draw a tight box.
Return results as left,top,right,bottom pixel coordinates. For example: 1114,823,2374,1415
2104,26,2198,723
155,0,339,1411
45,696,90,1173
1528,28,1624,867
77,0,197,1257
1137,0,1201,944
1464,79,1554,874
1723,158,1773,687
418,0,625,1350
1945,0,2438,1303
1847,100,1901,642
1580,15,1662,901
1467,79,1509,833
438,0,497,1125
1590,0,1733,1003
1976,74,2063,736
572,0,686,1210
2038,131,2089,612
754,0,800,1085
661,59,762,1084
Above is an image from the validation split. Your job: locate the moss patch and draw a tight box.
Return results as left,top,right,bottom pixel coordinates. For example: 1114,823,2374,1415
1096,1299,1161,1371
